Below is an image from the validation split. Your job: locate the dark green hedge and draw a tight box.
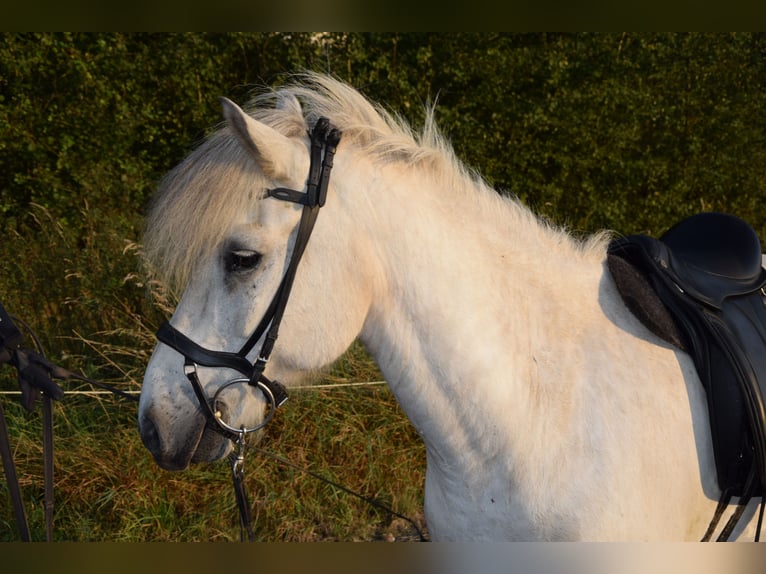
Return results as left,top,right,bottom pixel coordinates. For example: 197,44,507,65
2,33,766,363
4,33,766,233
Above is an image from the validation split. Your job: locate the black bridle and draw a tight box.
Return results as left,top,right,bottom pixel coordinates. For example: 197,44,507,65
157,117,341,439
154,118,341,540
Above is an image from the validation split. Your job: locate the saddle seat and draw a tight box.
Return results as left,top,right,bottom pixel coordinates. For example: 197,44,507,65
657,211,765,307
607,212,766,503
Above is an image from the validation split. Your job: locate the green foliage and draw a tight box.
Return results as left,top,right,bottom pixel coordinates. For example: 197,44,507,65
0,33,319,226
281,33,766,237
2,33,766,541
4,33,766,238
368,33,766,237
0,32,326,364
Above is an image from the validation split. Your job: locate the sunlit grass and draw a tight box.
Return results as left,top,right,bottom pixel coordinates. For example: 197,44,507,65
1,348,427,542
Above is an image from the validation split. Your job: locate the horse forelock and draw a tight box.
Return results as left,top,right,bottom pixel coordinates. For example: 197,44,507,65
143,129,266,293
251,73,453,167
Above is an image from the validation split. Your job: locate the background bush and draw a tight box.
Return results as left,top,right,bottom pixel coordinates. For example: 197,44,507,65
2,32,766,540
3,32,766,347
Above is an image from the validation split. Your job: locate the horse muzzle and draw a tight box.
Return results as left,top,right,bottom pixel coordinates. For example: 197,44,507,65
138,407,207,470
138,370,270,470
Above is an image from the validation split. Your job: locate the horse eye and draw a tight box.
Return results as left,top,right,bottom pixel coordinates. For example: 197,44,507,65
225,250,262,273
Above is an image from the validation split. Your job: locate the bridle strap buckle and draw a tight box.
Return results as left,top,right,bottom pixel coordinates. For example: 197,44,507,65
258,376,289,408
231,428,247,477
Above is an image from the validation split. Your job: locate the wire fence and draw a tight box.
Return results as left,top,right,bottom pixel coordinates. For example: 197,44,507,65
0,380,388,397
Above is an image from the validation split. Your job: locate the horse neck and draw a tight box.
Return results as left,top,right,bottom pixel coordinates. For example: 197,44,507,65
350,158,608,473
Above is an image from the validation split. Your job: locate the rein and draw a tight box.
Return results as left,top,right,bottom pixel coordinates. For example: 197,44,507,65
155,117,347,540
250,445,429,542
0,301,138,541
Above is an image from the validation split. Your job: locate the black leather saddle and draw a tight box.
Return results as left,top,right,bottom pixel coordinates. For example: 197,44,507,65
607,212,766,500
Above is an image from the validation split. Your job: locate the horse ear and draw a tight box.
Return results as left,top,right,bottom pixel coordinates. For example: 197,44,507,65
220,97,300,181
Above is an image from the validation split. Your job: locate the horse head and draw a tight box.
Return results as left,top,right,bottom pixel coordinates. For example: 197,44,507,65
138,92,373,470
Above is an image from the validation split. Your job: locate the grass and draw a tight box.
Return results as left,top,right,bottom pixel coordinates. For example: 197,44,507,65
1,347,427,542
0,206,427,542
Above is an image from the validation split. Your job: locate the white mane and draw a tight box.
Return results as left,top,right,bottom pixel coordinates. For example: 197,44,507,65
144,72,608,292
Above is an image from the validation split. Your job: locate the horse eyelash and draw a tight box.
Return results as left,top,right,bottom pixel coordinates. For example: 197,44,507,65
224,250,262,273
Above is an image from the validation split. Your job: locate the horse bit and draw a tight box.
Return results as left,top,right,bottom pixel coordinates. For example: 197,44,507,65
156,117,341,540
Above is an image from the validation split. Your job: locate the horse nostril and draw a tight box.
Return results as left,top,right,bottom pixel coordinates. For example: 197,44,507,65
139,414,161,454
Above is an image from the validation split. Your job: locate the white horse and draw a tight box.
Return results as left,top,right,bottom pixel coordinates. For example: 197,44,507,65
138,73,761,540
